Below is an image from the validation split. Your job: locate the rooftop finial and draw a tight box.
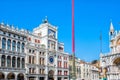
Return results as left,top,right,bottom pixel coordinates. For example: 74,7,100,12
6,23,10,27
43,16,48,23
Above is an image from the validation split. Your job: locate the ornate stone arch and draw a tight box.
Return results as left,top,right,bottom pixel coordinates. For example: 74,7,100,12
7,72,15,79
111,56,120,65
48,70,54,80
17,73,24,80
0,72,5,79
114,36,120,53
114,35,120,46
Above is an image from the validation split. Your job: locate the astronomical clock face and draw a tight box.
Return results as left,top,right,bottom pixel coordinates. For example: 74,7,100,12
49,56,54,64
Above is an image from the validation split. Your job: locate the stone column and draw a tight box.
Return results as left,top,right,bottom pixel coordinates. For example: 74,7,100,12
45,75,48,80
5,73,7,80
15,73,17,80
0,37,2,49
6,38,7,50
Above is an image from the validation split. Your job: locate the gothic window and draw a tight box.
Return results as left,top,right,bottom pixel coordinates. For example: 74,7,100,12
29,56,31,64
21,43,25,53
39,69,41,74
32,68,35,73
1,55,5,67
7,39,11,50
39,58,41,65
22,58,25,68
12,57,16,67
7,56,11,67
29,68,31,74
32,57,34,64
43,58,44,65
2,38,6,49
39,52,41,55
29,49,31,53
42,69,44,74
12,40,16,51
38,40,40,43
17,58,20,68
17,42,20,52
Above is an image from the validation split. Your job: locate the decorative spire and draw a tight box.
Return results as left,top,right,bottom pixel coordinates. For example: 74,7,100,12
1,21,4,25
110,21,114,35
6,23,10,27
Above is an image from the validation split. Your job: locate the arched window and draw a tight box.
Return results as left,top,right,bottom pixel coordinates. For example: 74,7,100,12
22,58,25,68
12,40,16,51
1,55,5,67
21,43,25,53
17,42,20,52
79,68,81,74
17,58,20,68
7,39,11,50
12,57,16,67
2,38,6,49
7,56,11,67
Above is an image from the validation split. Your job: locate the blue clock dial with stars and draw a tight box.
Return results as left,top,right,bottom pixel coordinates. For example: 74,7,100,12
49,56,54,63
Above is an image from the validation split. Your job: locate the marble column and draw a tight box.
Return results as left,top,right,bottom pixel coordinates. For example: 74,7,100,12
6,38,7,50
20,58,22,68
11,56,13,68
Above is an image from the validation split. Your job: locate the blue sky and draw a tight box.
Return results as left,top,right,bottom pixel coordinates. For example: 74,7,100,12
0,0,120,62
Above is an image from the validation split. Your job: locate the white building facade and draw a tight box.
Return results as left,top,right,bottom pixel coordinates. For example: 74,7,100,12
0,17,69,80
100,22,120,80
0,23,27,80
31,18,69,80
80,62,99,80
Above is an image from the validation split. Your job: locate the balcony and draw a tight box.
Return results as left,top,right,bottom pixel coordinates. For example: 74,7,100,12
0,49,26,56
0,67,25,72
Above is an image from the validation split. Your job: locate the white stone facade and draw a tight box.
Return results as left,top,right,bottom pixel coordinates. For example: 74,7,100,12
0,18,69,80
80,62,99,80
100,22,120,80
0,23,27,80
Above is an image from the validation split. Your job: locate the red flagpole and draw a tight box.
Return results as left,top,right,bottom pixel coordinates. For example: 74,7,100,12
72,0,75,53
72,0,76,79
